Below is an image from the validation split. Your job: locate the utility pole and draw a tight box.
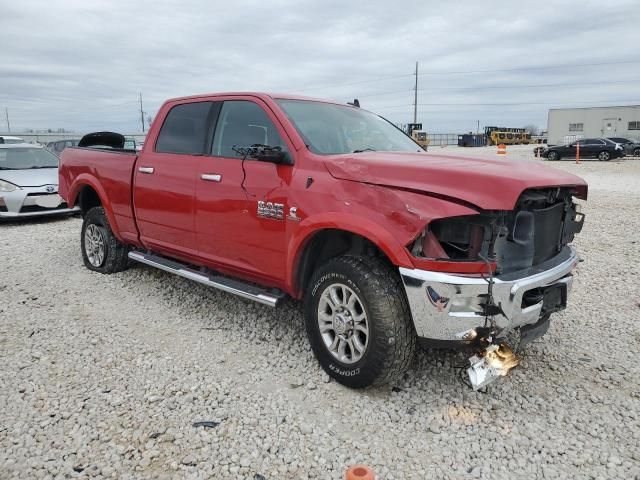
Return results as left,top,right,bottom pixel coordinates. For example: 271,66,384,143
5,107,10,133
413,61,418,124
477,120,480,134
139,93,145,133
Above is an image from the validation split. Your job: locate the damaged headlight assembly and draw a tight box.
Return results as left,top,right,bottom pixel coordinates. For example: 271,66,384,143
406,190,583,390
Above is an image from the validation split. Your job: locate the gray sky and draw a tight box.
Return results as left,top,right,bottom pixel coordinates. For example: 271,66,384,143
2,0,639,133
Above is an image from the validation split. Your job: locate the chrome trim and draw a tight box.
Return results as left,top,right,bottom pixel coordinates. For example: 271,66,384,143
138,167,154,174
201,174,222,182
128,251,284,307
399,247,579,341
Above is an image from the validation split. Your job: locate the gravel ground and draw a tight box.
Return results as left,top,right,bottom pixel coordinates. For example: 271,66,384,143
1,152,639,480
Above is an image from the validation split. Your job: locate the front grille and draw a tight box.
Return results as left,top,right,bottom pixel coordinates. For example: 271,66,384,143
532,202,565,264
496,188,582,274
19,203,68,213
27,191,57,197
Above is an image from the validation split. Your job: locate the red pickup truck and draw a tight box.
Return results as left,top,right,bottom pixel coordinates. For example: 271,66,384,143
59,93,587,389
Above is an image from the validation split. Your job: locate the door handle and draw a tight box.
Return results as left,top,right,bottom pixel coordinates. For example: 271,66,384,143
201,174,222,182
138,167,154,174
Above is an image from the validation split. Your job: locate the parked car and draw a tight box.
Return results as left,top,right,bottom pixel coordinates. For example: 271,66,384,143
59,93,587,390
0,135,26,144
46,139,81,156
0,144,79,219
542,138,625,161
607,137,640,156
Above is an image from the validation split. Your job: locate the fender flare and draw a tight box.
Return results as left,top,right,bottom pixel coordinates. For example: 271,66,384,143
68,174,123,242
286,212,415,297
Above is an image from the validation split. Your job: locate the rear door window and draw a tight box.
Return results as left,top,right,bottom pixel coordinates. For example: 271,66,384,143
155,102,213,154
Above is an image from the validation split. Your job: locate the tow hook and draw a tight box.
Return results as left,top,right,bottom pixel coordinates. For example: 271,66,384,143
467,343,519,391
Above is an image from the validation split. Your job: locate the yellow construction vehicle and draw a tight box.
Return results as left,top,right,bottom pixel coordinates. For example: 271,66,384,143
406,123,430,150
484,126,533,145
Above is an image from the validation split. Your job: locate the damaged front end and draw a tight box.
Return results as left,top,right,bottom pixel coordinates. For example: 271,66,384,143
399,187,585,390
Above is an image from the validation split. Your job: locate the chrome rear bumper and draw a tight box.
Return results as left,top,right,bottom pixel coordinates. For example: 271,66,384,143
399,247,579,341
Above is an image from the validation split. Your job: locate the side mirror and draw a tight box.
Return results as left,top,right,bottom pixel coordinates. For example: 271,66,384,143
253,146,292,165
232,144,293,165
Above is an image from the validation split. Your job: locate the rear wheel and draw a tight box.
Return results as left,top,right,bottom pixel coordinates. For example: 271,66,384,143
547,151,559,161
634,147,640,157
598,150,611,161
304,256,416,388
81,207,130,273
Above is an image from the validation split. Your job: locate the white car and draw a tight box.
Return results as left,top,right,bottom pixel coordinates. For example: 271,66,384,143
0,135,26,144
0,144,80,218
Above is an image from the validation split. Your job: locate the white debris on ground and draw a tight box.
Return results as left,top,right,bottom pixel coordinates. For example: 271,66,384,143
1,149,639,480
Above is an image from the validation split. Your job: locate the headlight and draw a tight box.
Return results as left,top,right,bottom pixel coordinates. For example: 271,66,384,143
0,179,19,192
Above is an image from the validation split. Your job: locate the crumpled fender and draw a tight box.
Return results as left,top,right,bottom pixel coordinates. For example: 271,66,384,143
286,181,478,296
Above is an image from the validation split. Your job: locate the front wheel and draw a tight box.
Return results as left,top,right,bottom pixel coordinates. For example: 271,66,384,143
304,256,416,388
547,151,560,161
598,150,611,161
81,207,130,273
634,147,640,157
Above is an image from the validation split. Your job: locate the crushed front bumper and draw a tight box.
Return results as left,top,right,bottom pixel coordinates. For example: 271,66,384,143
399,246,579,342
0,185,79,218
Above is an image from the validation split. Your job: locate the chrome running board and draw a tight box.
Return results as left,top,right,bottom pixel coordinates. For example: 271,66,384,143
128,251,285,307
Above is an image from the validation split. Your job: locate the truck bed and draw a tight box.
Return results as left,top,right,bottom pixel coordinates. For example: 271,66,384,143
59,147,139,241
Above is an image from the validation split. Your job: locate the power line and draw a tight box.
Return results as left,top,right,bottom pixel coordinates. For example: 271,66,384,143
293,73,414,93
356,78,640,99
415,59,640,76
374,98,640,111
293,59,640,95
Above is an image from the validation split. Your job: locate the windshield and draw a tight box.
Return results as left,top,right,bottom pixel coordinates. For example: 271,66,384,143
0,147,59,170
276,99,423,155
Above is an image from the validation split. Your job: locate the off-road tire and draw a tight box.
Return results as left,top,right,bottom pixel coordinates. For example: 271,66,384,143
304,255,416,388
81,206,129,273
547,151,559,161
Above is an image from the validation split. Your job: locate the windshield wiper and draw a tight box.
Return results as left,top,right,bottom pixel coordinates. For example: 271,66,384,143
26,166,57,169
352,148,376,153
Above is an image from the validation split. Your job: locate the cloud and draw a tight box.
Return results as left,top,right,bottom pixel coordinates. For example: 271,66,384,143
1,0,639,133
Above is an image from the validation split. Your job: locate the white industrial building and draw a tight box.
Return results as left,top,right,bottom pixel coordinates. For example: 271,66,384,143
547,105,640,145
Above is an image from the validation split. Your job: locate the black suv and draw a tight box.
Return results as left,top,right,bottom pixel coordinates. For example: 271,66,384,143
542,138,625,161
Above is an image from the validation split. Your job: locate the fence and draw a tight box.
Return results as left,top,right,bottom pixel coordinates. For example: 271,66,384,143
426,133,459,146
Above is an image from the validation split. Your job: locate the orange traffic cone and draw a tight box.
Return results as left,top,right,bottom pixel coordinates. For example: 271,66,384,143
346,465,375,480
497,144,506,155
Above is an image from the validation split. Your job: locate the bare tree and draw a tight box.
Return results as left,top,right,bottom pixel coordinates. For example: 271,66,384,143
523,124,540,135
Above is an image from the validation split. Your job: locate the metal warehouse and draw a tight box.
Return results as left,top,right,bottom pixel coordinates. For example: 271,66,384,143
547,105,640,145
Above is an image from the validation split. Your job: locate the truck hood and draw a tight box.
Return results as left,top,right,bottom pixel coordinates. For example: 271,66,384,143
324,152,588,210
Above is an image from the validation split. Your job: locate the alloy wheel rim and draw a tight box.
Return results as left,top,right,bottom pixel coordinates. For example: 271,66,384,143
317,283,369,364
84,224,106,267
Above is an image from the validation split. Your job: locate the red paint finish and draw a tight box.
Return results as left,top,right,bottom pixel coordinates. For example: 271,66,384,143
59,92,588,298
